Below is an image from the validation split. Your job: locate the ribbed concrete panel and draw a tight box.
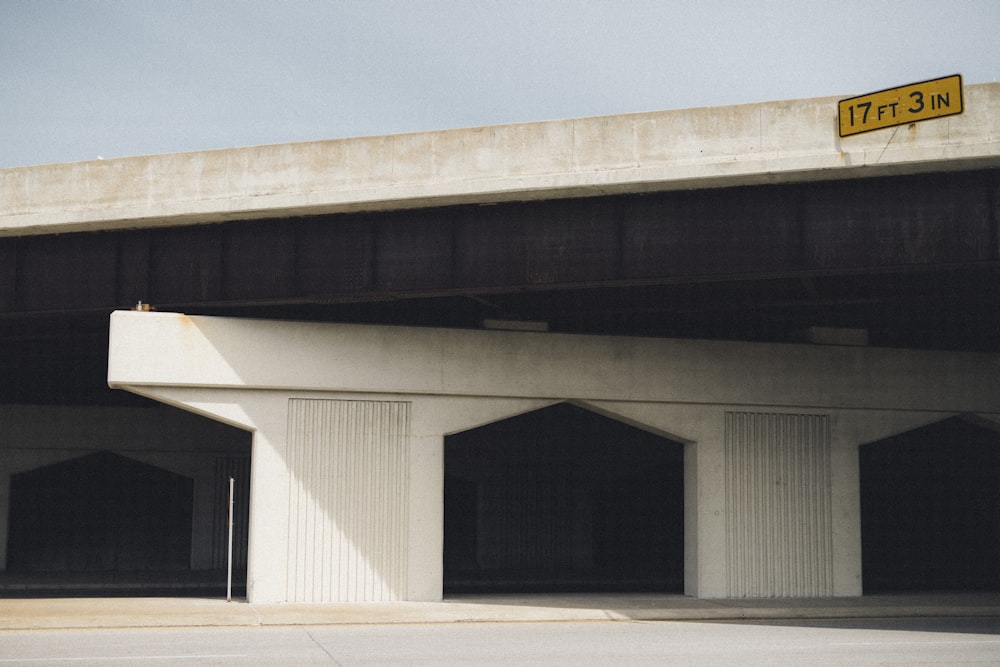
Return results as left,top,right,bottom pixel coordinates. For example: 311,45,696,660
725,412,832,597
286,399,410,602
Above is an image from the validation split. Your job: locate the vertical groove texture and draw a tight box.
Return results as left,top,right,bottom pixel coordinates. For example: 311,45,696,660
286,399,410,602
725,412,832,597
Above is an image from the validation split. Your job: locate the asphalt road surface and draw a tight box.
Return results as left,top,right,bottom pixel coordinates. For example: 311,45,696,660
1,617,999,666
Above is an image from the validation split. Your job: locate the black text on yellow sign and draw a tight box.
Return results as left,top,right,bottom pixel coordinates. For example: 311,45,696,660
838,74,963,137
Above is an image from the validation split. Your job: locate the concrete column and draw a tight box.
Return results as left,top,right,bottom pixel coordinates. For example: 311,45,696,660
830,415,863,596
689,414,728,598
245,412,290,604
683,442,698,596
124,389,286,603
408,431,444,601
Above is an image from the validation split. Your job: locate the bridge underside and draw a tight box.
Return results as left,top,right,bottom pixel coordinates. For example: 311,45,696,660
2,168,998,406
1,164,999,600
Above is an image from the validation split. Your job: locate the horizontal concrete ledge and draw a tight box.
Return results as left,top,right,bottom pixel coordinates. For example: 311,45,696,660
4,594,1000,629
107,311,1000,415
4,83,999,237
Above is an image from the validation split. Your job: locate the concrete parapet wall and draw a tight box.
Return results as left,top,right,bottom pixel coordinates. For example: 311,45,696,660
3,84,999,236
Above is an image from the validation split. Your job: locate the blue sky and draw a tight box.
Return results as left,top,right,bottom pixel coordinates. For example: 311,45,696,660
2,0,997,168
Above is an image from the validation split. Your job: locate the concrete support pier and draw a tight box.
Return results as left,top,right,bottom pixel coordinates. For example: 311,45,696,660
107,311,1000,604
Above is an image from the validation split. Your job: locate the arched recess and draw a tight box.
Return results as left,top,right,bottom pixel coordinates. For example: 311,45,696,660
444,402,684,593
860,417,1000,592
8,451,194,573
0,402,253,596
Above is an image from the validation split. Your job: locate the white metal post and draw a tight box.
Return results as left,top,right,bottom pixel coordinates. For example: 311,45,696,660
227,476,234,602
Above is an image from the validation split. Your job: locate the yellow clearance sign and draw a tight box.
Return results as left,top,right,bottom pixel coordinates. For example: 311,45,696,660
838,74,963,137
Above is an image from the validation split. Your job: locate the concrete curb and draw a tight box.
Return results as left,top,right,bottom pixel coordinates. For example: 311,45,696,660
3,594,1000,631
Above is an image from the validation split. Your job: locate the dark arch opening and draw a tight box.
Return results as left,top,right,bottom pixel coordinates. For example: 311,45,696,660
444,403,684,594
1,402,254,598
7,451,194,574
860,417,1000,593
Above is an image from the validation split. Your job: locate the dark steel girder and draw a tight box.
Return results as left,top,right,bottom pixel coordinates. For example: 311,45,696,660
1,168,997,317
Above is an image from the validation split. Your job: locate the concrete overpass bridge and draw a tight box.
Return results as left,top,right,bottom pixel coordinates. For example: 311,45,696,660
1,84,999,602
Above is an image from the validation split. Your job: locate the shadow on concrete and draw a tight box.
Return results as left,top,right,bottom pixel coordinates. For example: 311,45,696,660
2,591,1000,631
720,614,1000,636
445,591,1000,623
0,569,245,598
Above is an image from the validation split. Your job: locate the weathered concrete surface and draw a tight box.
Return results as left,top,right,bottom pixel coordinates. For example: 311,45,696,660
108,311,1000,415
3,83,998,236
3,593,1000,630
107,312,1000,604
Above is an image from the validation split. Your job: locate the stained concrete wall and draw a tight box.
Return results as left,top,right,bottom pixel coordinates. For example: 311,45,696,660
0,404,250,572
107,311,1000,602
3,84,998,237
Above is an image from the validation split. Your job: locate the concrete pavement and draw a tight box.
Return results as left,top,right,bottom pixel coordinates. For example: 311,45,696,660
3,593,1000,630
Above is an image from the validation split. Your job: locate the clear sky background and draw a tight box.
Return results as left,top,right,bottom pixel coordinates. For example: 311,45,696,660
2,0,998,168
